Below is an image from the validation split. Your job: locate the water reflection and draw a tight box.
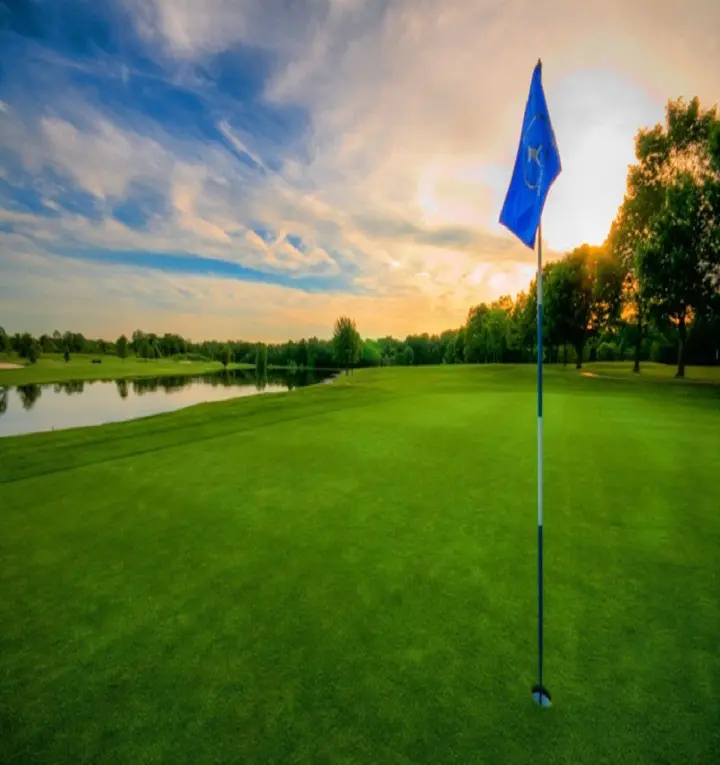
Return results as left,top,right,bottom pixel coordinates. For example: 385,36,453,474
17,384,42,411
0,368,336,437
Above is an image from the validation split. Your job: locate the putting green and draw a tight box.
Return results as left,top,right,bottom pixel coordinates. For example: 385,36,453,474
1,365,718,764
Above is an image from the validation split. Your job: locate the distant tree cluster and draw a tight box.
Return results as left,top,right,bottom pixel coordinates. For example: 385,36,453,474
0,328,116,363
0,329,42,364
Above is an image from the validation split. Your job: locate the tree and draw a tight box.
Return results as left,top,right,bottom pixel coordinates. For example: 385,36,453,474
332,316,362,374
402,345,414,366
464,304,490,363
116,335,129,362
295,338,311,369
135,337,149,361
485,304,518,363
609,96,720,372
159,333,185,357
376,335,402,366
131,330,146,356
591,248,626,333
39,334,55,353
453,327,466,364
516,264,558,362
26,341,41,365
220,346,233,368
544,245,623,369
463,302,517,364
361,339,382,367
404,333,444,365
15,332,33,360
637,174,720,377
443,335,457,364
0,327,10,354
64,348,71,363
686,311,720,365
61,331,86,354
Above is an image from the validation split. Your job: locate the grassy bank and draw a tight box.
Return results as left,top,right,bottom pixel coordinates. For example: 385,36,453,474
580,360,720,382
0,353,252,386
1,365,719,763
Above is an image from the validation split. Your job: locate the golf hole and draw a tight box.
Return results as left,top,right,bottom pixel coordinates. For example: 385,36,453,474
531,684,552,707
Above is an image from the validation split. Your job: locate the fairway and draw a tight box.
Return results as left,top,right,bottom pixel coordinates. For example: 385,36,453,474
1,365,719,764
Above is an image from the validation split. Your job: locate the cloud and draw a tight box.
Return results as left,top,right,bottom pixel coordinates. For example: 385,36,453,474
2,0,719,339
40,116,171,200
217,119,267,170
1,238,467,340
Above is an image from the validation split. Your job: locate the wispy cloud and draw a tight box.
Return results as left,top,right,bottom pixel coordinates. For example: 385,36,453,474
1,237,466,340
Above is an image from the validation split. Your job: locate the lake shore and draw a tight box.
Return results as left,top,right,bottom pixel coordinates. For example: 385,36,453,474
0,368,336,438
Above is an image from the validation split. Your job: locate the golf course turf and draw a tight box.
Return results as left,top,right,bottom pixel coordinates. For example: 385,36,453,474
0,354,253,387
1,365,719,763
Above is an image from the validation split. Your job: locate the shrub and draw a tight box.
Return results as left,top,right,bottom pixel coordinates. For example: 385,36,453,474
597,341,619,362
650,340,674,364
27,343,41,365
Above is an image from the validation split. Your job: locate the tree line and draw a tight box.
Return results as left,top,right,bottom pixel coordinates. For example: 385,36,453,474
2,98,718,378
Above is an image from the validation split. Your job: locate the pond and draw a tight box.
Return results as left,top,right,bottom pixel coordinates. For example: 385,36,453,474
0,368,337,438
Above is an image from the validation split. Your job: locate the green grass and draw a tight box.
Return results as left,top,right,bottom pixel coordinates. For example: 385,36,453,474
0,353,252,386
1,365,719,764
582,360,720,383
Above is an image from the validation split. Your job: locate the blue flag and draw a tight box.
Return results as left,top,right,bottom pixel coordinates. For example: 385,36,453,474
499,61,561,249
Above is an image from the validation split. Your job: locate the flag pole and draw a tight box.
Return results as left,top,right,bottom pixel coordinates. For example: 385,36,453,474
537,221,544,691
533,220,550,706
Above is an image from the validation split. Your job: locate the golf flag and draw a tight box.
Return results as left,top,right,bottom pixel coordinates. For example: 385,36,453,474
499,60,561,249
500,59,561,709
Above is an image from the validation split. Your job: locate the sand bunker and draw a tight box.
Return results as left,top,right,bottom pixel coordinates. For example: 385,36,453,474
580,371,598,378
0,363,23,370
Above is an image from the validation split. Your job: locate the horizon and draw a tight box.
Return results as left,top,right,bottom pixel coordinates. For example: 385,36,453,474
2,0,719,342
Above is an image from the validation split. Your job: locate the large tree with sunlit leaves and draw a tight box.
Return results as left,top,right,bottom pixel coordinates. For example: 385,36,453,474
608,96,720,374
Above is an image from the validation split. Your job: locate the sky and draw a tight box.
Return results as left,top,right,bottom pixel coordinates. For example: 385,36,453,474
1,0,719,342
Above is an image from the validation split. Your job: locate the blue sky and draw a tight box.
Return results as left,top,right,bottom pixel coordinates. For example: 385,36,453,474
1,0,718,341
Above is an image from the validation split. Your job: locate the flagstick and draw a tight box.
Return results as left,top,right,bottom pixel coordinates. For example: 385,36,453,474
534,74,546,705
535,221,549,706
